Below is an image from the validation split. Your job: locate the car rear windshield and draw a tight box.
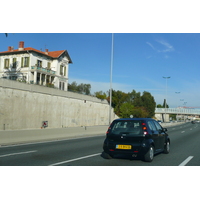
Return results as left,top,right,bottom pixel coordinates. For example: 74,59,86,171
110,120,143,135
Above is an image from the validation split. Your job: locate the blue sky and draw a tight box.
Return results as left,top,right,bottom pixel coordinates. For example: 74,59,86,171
1,33,200,108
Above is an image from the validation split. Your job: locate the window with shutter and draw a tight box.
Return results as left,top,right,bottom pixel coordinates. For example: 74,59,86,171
47,62,51,69
21,57,24,68
64,67,66,76
13,58,17,68
4,59,9,69
37,60,42,67
60,65,63,75
24,57,29,67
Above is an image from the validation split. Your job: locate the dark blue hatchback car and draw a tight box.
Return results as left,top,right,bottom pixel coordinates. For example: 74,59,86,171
102,118,170,162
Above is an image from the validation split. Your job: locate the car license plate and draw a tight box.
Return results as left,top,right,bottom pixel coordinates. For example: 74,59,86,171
116,145,132,150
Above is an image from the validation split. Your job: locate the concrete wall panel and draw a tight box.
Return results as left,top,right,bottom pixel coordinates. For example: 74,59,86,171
0,79,117,130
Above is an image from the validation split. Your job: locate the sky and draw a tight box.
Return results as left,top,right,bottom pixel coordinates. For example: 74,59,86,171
1,0,200,109
1,33,200,108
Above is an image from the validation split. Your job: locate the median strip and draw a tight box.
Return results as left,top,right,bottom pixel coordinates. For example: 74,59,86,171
49,153,101,166
179,156,194,166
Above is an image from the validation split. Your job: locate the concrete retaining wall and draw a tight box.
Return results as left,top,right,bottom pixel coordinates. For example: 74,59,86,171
0,79,117,130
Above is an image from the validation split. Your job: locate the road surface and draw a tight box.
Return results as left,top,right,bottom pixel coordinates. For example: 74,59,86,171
0,122,199,166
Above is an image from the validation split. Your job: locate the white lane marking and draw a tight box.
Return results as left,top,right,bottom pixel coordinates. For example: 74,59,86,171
49,153,101,166
181,131,185,133
0,150,37,158
179,156,194,166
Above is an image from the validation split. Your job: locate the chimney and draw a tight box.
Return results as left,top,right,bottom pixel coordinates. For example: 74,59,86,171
8,46,12,51
45,49,48,55
18,41,24,50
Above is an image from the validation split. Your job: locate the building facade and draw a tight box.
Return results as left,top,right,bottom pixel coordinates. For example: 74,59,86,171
0,41,72,91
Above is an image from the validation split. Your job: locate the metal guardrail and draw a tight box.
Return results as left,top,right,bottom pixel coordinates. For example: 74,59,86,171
155,108,200,115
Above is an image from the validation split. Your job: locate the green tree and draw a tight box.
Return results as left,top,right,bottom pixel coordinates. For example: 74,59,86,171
110,90,128,116
157,104,164,108
132,107,149,118
68,81,91,95
141,91,156,118
107,89,156,118
131,91,143,107
77,83,91,95
68,81,78,92
120,103,134,118
126,90,137,104
163,99,169,108
94,91,107,100
84,84,91,95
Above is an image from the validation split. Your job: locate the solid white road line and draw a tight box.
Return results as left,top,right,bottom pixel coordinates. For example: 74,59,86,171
49,153,101,166
0,150,37,158
179,156,194,166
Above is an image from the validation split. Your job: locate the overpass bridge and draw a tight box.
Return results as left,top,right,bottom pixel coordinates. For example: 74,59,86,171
155,108,200,122
155,108,200,115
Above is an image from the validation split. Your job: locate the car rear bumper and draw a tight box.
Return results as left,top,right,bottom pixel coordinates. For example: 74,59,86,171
103,142,150,158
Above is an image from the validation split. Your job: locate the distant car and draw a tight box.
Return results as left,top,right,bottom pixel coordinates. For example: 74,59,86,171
102,118,170,162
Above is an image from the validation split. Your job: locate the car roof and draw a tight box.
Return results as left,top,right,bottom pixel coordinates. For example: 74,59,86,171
114,118,155,121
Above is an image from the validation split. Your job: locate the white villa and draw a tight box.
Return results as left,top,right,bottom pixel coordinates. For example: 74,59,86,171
0,41,72,91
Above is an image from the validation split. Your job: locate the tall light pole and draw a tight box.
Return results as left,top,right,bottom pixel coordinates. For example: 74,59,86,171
175,92,180,108
163,76,170,122
109,33,114,125
175,92,180,121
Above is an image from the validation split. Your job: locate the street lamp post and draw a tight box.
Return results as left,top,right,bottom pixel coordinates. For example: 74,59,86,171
175,92,180,107
163,76,171,122
109,33,114,125
175,92,180,121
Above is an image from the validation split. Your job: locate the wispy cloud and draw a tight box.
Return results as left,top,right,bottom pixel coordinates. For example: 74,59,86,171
156,40,175,52
146,40,175,54
146,42,155,50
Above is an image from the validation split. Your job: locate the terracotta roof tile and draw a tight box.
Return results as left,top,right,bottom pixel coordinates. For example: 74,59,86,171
48,50,65,58
0,47,72,63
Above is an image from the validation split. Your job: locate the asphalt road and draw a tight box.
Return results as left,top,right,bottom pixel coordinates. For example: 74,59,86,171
0,122,200,166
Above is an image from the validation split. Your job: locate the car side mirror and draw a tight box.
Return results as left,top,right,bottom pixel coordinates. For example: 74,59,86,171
163,128,168,132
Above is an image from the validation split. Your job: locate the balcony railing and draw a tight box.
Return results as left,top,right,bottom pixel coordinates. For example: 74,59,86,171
31,66,56,75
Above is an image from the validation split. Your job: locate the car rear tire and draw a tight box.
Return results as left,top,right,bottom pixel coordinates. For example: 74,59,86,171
101,151,113,159
163,141,170,154
144,145,154,162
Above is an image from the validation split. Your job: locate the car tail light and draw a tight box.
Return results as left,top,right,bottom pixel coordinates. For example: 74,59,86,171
106,123,113,134
142,123,149,135
106,127,111,134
